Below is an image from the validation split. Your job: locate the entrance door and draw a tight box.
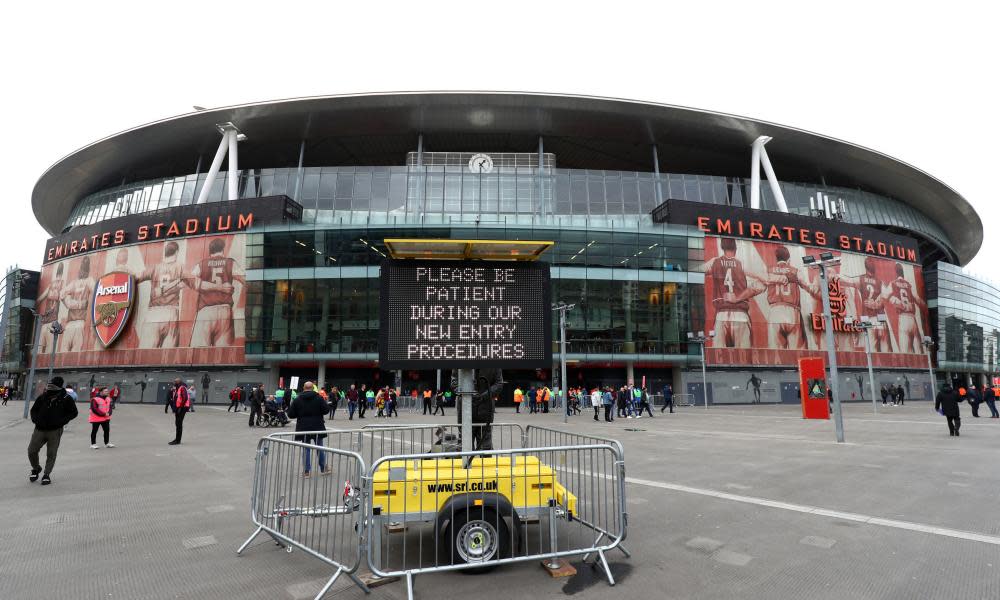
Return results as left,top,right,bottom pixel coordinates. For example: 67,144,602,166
780,382,801,404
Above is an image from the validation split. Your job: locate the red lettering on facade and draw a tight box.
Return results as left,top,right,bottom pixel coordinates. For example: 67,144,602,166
236,213,254,229
749,222,763,238
185,219,199,234
716,218,732,234
166,222,181,236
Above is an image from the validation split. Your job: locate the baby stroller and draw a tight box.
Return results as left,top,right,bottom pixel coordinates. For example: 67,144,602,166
262,399,289,427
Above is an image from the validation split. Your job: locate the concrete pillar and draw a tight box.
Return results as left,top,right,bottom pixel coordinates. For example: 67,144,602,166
317,362,326,391
436,369,442,392
626,361,635,387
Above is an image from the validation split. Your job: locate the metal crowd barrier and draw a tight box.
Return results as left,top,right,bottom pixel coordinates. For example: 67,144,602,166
673,393,695,407
236,433,371,597
237,424,627,600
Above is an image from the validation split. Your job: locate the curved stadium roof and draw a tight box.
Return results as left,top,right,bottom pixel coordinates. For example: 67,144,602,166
31,91,982,265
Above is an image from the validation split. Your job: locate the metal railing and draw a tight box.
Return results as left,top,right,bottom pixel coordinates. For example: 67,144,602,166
238,424,627,600
236,434,370,597
366,444,625,587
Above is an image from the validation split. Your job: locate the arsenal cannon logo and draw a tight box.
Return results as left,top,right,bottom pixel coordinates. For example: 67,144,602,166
92,271,135,348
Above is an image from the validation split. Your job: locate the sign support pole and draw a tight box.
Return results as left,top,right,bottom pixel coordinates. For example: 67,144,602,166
818,266,845,443
458,368,474,455
22,312,44,419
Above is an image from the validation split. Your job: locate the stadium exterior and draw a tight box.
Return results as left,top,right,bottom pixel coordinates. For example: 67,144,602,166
27,92,993,405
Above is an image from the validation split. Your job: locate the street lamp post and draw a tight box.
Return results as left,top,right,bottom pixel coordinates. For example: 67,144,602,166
850,314,887,415
687,331,715,409
803,252,845,443
22,309,56,420
552,302,575,424
922,336,936,398
46,322,64,383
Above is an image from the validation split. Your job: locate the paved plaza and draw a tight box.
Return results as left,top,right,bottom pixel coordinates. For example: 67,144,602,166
1,400,998,599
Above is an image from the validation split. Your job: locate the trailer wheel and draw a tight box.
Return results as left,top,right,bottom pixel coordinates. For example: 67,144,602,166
444,507,511,570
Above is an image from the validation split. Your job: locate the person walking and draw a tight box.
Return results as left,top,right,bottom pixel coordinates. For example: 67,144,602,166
362,385,374,418
423,388,433,415
896,384,906,406
591,387,602,421
513,387,523,414
249,384,264,427
168,378,190,445
935,384,963,436
109,384,121,410
89,387,115,449
375,387,386,418
661,383,674,413
880,384,889,406
228,386,242,412
388,388,399,417
602,386,614,422
27,376,78,486
287,381,330,477
187,384,196,412
983,385,999,418
527,386,537,414
346,384,358,420
327,386,340,421
640,386,654,417
433,389,446,416
968,385,982,417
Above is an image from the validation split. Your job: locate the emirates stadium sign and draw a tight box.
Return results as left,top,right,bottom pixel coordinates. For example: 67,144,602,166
92,272,135,348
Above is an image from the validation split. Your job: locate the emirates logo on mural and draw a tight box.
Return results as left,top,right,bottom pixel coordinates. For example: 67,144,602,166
92,271,135,348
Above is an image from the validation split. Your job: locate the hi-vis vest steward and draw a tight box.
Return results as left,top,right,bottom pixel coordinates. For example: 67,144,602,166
514,389,523,403
89,395,112,423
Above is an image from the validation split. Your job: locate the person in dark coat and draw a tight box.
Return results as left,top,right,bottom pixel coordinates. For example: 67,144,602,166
895,385,905,406
984,385,999,419
968,385,982,417
934,384,963,437
880,385,889,406
27,376,79,485
248,384,264,427
287,381,330,476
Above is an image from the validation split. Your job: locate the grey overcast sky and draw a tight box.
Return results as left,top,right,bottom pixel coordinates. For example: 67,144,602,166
2,1,997,278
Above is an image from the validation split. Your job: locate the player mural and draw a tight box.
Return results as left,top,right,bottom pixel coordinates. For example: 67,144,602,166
34,234,246,369
700,236,929,369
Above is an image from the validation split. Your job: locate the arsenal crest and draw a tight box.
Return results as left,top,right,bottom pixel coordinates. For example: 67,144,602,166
92,271,135,348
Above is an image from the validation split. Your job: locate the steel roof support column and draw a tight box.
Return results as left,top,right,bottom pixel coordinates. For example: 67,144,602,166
195,130,231,205
653,144,662,204
227,128,239,201
750,136,789,213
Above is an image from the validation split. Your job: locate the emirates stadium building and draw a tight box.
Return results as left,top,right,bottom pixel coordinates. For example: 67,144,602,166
28,92,993,405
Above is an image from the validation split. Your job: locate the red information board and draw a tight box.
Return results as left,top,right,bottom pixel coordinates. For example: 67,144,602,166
798,357,830,420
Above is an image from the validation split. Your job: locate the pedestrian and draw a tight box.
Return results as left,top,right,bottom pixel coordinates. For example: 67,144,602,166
327,386,340,421
618,386,629,418
388,388,399,417
27,376,78,486
590,387,601,421
602,386,614,422
896,384,905,406
513,386,523,414
168,378,190,445
984,385,999,419
935,384,963,437
249,384,264,427
89,387,115,449
640,386,654,417
661,383,674,413
968,385,982,417
187,384,196,412
633,385,645,418
375,387,386,417
880,384,889,406
423,388,433,415
228,386,242,412
109,384,121,409
347,384,359,420
286,381,330,477
527,386,536,414
433,390,446,416
541,385,551,413
362,385,373,418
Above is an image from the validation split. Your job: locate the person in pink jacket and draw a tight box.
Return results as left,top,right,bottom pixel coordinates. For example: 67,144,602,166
89,387,115,449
